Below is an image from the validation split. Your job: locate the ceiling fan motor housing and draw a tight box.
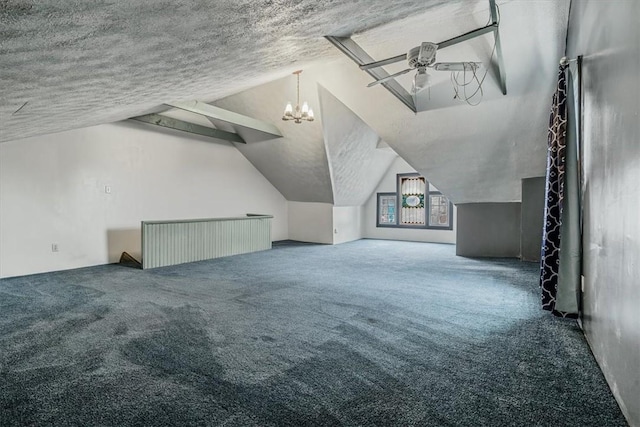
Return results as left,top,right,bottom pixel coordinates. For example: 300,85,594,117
408,42,438,68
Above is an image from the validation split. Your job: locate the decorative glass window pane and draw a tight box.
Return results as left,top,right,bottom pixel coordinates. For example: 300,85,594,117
377,193,397,226
376,174,453,230
399,175,426,225
429,194,450,227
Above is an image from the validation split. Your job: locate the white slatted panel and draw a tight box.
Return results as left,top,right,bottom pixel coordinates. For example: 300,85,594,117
142,215,272,269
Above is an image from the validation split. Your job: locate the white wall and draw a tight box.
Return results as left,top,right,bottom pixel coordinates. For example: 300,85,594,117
287,202,334,244
287,203,362,245
363,157,456,244
567,1,640,424
0,121,288,278
333,206,362,244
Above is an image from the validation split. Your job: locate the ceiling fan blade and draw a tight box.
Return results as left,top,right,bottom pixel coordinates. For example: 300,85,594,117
367,68,412,87
433,62,481,72
360,53,407,70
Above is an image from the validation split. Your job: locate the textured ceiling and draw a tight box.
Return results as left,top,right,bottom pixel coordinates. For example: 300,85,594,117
303,0,570,203
214,72,334,204
209,0,569,204
213,76,396,205
318,85,396,207
1,0,570,207
1,0,456,143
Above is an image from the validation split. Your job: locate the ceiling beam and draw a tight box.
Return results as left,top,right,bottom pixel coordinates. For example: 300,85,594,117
329,0,507,105
165,100,283,140
130,113,245,143
325,36,416,113
436,22,498,50
489,0,507,95
359,22,498,71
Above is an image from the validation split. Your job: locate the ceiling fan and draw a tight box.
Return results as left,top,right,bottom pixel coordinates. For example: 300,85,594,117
367,42,481,94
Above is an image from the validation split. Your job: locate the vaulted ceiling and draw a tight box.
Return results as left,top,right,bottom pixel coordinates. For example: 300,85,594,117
1,0,451,142
1,0,570,205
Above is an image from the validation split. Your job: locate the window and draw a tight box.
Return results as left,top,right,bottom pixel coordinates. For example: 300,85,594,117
376,173,453,230
377,193,397,227
428,194,451,227
398,174,426,226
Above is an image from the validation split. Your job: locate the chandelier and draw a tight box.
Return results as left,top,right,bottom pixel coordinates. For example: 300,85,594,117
282,70,314,123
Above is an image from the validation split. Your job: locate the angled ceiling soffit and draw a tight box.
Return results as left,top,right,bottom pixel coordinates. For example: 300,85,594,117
318,84,396,207
213,75,334,204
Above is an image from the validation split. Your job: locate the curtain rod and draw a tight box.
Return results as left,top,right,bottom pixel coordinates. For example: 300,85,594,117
560,56,578,66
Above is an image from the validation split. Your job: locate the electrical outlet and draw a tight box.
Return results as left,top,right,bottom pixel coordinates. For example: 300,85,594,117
51,243,59,252
104,185,111,194
334,228,338,234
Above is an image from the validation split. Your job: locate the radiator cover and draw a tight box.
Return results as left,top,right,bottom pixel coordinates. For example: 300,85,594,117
141,214,272,269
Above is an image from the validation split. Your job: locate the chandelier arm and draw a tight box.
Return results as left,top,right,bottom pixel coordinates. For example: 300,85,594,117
283,70,313,123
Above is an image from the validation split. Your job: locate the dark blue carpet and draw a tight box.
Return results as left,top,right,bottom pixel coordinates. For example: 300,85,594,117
0,240,627,426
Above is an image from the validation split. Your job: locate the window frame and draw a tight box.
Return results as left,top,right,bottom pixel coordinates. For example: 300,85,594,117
375,173,454,230
396,173,427,229
426,191,454,230
376,192,398,227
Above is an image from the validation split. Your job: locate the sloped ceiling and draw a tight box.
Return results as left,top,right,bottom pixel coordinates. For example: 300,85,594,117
212,73,396,205
211,0,569,205
1,0,454,143
312,0,570,203
317,85,396,207
214,73,333,203
1,0,570,206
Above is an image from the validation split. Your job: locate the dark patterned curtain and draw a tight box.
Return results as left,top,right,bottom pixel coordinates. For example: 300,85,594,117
540,64,578,318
